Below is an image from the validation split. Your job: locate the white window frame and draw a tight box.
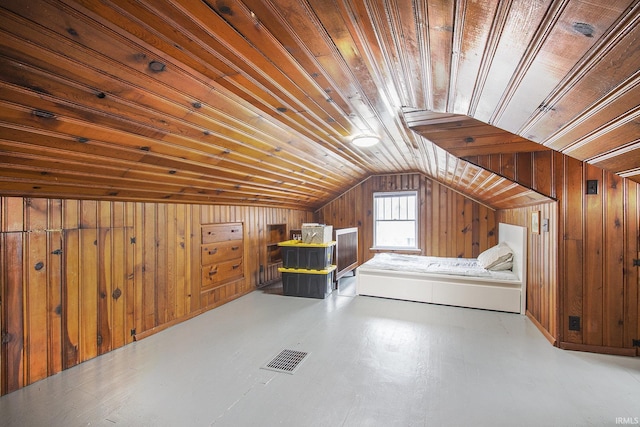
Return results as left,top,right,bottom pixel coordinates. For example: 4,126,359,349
372,190,419,250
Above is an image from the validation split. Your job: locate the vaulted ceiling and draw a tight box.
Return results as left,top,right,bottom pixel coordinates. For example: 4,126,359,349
0,0,638,210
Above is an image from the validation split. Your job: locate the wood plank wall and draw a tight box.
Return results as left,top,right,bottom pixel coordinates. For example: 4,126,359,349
497,202,559,345
0,197,314,395
317,174,498,264
466,152,640,356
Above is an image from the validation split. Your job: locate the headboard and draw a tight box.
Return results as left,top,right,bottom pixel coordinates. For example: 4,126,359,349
498,222,527,310
334,227,358,281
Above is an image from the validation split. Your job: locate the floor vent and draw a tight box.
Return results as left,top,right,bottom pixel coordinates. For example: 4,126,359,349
261,349,309,374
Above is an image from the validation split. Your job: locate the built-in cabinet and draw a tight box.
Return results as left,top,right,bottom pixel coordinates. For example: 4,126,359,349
266,223,286,265
200,223,244,293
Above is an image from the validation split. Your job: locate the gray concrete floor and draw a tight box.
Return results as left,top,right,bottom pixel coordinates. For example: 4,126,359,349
1,276,639,427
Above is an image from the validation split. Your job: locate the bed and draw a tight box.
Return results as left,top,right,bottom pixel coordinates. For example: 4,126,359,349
356,223,527,314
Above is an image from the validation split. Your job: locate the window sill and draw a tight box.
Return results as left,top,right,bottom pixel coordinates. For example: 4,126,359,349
370,247,422,253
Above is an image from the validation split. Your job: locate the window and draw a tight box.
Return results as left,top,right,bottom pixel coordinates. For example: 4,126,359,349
373,191,418,249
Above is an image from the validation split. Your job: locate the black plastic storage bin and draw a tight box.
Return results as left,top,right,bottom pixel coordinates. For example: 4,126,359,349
280,244,300,268
279,266,336,299
278,240,335,270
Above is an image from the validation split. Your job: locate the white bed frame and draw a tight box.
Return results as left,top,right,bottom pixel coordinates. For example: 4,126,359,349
356,223,527,314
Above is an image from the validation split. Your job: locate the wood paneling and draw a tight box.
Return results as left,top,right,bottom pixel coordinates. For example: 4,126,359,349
317,173,497,264
474,151,640,356
1,0,639,209
1,229,24,392
497,203,558,344
625,183,640,353
0,196,314,395
562,156,585,345
405,112,547,157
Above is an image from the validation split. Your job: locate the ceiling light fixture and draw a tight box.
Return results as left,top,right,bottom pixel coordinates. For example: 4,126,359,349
352,135,380,147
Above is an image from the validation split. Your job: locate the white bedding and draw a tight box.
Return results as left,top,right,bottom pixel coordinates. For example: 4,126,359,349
356,223,528,314
362,252,518,282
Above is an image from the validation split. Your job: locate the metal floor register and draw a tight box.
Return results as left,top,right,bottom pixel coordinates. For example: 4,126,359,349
261,349,309,374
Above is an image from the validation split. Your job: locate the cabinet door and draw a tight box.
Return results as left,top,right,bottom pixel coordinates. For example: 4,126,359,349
201,240,243,265
201,258,244,290
202,223,243,244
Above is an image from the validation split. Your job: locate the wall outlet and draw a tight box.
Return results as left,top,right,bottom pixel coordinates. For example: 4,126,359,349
586,180,598,194
568,316,581,331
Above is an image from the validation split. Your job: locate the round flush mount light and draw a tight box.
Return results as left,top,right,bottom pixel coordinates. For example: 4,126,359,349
352,135,380,147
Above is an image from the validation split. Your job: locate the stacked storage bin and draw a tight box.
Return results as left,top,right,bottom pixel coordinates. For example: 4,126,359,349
278,239,336,299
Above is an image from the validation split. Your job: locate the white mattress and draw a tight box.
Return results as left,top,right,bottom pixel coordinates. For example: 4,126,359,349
360,253,518,282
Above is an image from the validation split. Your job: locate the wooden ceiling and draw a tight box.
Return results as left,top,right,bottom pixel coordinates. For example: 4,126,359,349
0,0,638,210
404,111,551,158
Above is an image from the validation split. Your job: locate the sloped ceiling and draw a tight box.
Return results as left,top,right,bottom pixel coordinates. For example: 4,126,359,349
0,0,638,210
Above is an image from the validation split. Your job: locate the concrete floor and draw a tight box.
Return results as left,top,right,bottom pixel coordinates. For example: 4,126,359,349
1,277,639,427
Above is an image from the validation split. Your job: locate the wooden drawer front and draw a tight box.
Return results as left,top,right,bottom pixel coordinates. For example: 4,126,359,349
202,223,243,244
201,240,243,265
201,258,244,289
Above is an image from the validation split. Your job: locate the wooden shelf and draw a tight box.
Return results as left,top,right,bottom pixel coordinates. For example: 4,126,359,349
266,224,286,264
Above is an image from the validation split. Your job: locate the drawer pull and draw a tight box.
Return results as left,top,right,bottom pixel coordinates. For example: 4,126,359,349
232,264,241,269
208,248,218,255
208,269,218,276
231,246,240,251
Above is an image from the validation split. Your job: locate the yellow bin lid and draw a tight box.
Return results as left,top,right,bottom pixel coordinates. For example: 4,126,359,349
277,239,336,248
278,265,337,274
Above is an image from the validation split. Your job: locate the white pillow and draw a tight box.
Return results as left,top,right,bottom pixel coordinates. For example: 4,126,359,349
477,242,513,270
488,258,513,271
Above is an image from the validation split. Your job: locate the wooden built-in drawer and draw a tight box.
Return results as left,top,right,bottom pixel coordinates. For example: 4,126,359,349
202,223,243,244
201,240,243,265
201,258,244,290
